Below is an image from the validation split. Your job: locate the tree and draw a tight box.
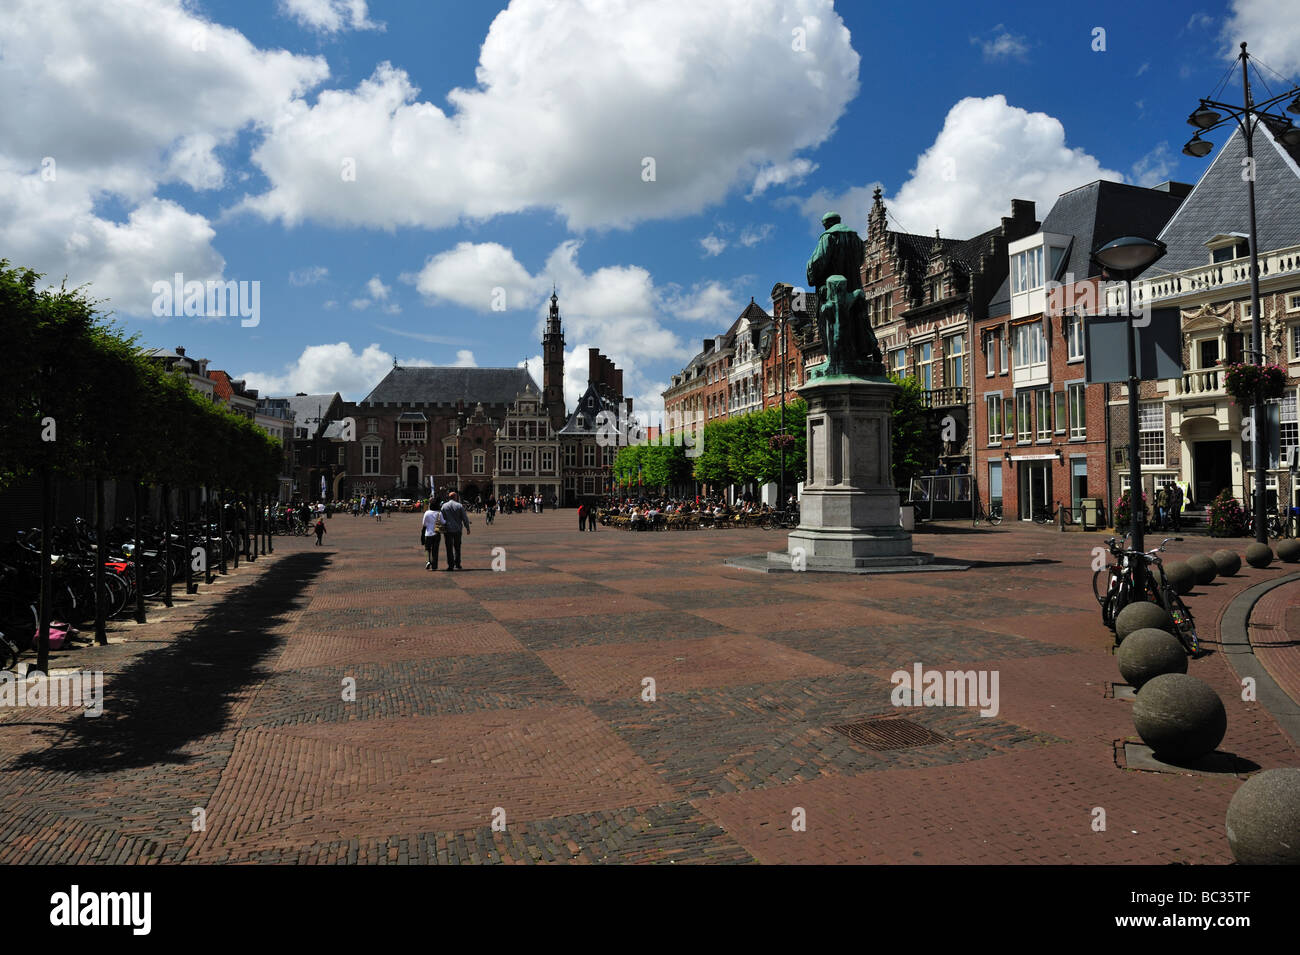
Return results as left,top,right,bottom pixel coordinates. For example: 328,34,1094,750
890,373,938,490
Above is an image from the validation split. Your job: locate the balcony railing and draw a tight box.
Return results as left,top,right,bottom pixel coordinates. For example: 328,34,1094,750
1105,243,1300,309
1174,368,1225,398
922,386,968,409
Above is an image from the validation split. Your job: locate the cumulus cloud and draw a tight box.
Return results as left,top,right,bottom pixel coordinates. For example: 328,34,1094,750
279,0,383,34
289,265,329,286
660,280,746,324
1131,142,1175,188
238,0,856,230
413,241,541,312
453,349,477,367
240,342,430,399
739,223,775,247
350,274,398,312
1223,0,1300,75
0,0,327,314
803,96,1123,238
699,235,728,257
749,158,818,197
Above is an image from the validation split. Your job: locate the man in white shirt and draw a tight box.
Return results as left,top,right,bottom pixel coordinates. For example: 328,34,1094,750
421,500,445,570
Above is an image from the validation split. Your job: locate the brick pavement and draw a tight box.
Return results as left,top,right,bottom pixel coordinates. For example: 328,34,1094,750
0,512,1296,864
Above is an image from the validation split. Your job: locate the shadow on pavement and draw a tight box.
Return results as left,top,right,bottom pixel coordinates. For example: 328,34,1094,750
10,551,327,773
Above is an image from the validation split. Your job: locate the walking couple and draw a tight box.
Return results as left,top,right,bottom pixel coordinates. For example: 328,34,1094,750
421,491,472,571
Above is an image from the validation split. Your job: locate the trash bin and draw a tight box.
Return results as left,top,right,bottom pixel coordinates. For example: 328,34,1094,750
1081,497,1102,532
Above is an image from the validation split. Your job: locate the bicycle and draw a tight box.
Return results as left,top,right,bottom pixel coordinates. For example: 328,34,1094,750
972,499,1003,526
1093,535,1202,655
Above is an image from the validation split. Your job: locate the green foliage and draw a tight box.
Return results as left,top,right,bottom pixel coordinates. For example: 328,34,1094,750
1207,489,1248,537
889,374,939,489
1114,489,1149,531
690,400,807,488
0,258,282,494
612,442,691,491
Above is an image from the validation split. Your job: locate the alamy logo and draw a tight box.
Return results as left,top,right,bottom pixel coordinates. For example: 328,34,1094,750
0,670,103,716
594,408,704,457
890,663,999,717
151,272,260,327
49,885,151,935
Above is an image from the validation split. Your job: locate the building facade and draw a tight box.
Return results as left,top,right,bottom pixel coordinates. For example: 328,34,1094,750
494,386,562,503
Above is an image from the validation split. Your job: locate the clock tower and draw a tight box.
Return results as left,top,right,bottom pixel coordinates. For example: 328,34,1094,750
543,289,566,433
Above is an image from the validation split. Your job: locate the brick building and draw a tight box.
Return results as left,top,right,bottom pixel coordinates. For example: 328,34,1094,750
974,180,1187,521
763,283,813,410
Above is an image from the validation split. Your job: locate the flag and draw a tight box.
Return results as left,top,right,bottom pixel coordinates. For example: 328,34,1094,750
320,475,327,500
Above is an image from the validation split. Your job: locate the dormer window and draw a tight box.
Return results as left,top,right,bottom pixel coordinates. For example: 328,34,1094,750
1207,234,1250,264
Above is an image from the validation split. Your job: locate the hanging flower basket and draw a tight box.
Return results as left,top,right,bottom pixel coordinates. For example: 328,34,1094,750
1222,361,1287,404
768,433,797,451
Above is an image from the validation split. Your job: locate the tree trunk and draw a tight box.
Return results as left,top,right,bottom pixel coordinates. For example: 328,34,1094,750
218,489,228,576
162,483,173,608
204,488,213,585
94,476,107,645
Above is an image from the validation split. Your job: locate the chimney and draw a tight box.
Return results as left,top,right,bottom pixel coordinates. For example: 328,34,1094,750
176,346,186,356
613,368,623,397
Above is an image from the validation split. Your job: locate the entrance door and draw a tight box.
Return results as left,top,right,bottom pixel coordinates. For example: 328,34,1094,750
1192,441,1231,506
406,465,419,489
1070,459,1088,519
1018,462,1052,519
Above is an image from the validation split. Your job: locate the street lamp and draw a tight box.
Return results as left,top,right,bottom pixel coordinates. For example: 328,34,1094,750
1182,41,1300,543
1092,235,1167,600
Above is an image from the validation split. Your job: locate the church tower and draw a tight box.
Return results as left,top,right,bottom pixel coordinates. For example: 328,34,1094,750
543,289,566,432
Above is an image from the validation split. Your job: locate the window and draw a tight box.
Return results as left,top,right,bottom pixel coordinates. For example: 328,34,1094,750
1138,401,1164,466
944,333,966,393
541,449,554,472
985,332,996,376
1281,393,1298,467
1066,313,1085,361
1212,241,1248,263
916,341,934,390
986,394,1002,444
583,476,595,494
1012,246,1045,293
1048,246,1066,280
988,461,1003,505
520,449,533,472
1054,391,1066,434
1004,400,1015,439
363,443,380,475
444,444,458,473
583,444,596,467
1068,383,1086,439
397,422,427,442
891,348,907,376
1199,338,1221,369
367,418,378,433
472,451,485,474
1016,391,1033,443
1289,293,1300,312
1291,324,1300,360
1013,322,1048,370
500,449,514,472
1036,390,1052,441
999,332,1009,374
337,445,345,465
564,443,576,467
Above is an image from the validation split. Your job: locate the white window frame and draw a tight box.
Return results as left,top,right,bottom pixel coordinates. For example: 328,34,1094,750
1066,312,1085,362
362,442,380,475
986,393,1002,445
1067,380,1086,440
1138,401,1164,467
1016,391,1033,444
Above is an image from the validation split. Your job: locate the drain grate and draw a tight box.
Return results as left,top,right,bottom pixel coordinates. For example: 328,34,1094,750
831,717,949,751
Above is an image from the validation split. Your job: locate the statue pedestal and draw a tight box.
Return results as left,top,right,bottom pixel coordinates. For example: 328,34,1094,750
768,376,929,571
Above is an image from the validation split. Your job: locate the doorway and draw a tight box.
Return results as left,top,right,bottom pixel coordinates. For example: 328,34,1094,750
406,465,419,489
1192,440,1231,506
1018,461,1052,520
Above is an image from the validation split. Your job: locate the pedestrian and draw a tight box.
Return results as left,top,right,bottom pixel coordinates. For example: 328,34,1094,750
1154,484,1169,532
588,502,597,531
439,491,470,571
578,502,587,531
314,516,326,546
421,498,444,570
1169,482,1183,532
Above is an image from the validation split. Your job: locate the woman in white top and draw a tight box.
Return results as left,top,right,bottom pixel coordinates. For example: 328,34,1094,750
421,501,445,570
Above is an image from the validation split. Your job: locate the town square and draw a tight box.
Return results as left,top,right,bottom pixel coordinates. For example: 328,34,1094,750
1,0,1298,926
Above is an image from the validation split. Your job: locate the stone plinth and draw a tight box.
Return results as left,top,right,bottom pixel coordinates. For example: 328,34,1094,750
772,375,926,571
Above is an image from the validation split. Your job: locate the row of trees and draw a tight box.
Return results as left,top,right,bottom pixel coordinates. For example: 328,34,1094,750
1,260,284,672
611,374,940,496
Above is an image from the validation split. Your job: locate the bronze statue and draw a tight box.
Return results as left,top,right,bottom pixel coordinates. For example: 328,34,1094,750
805,211,883,377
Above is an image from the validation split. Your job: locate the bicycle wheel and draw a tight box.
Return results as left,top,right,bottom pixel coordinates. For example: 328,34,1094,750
989,507,1003,526
0,633,18,671
1161,589,1201,655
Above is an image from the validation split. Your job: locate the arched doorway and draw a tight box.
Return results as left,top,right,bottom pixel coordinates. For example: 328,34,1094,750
406,465,419,489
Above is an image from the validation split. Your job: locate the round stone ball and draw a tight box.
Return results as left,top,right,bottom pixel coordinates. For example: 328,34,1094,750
1116,601,1174,642
1212,549,1242,577
1186,553,1218,586
1246,543,1274,568
1132,673,1227,763
1226,768,1300,865
1277,539,1300,563
1163,561,1196,596
1117,628,1188,689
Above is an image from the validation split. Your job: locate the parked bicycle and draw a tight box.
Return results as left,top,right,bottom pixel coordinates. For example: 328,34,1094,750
972,499,1003,526
1092,535,1202,656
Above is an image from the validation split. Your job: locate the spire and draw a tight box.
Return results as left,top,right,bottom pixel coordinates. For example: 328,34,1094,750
546,286,562,335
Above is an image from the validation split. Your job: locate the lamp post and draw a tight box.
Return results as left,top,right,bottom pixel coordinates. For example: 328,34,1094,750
1183,41,1300,543
1092,236,1168,600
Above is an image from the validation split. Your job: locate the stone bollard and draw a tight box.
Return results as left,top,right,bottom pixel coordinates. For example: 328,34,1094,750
1117,628,1188,689
1116,602,1174,642
1245,542,1274,568
1132,673,1227,763
1186,553,1218,586
1226,768,1300,865
1211,549,1241,577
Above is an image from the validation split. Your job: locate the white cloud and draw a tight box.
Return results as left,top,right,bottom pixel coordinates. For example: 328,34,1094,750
279,0,382,34
289,265,329,286
971,25,1030,62
240,342,429,399
366,275,390,300
239,0,857,230
699,235,728,257
739,223,775,247
349,298,371,311
1223,0,1300,75
0,0,327,314
660,280,745,324
1131,142,1175,188
453,349,477,367
749,158,818,197
413,241,541,312
804,96,1123,238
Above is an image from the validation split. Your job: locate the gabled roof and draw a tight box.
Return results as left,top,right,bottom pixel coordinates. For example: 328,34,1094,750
361,366,538,406
1156,126,1300,273
282,393,341,438
559,381,620,435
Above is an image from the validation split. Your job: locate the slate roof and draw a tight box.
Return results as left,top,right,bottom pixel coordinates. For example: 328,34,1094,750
559,382,621,436
360,367,538,407
1156,126,1300,273
282,393,340,439
986,179,1187,316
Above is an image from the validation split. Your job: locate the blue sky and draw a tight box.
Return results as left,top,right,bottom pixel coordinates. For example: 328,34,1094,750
4,0,1297,416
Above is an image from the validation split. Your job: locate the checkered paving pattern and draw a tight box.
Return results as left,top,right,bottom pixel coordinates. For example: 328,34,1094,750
0,512,1295,864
